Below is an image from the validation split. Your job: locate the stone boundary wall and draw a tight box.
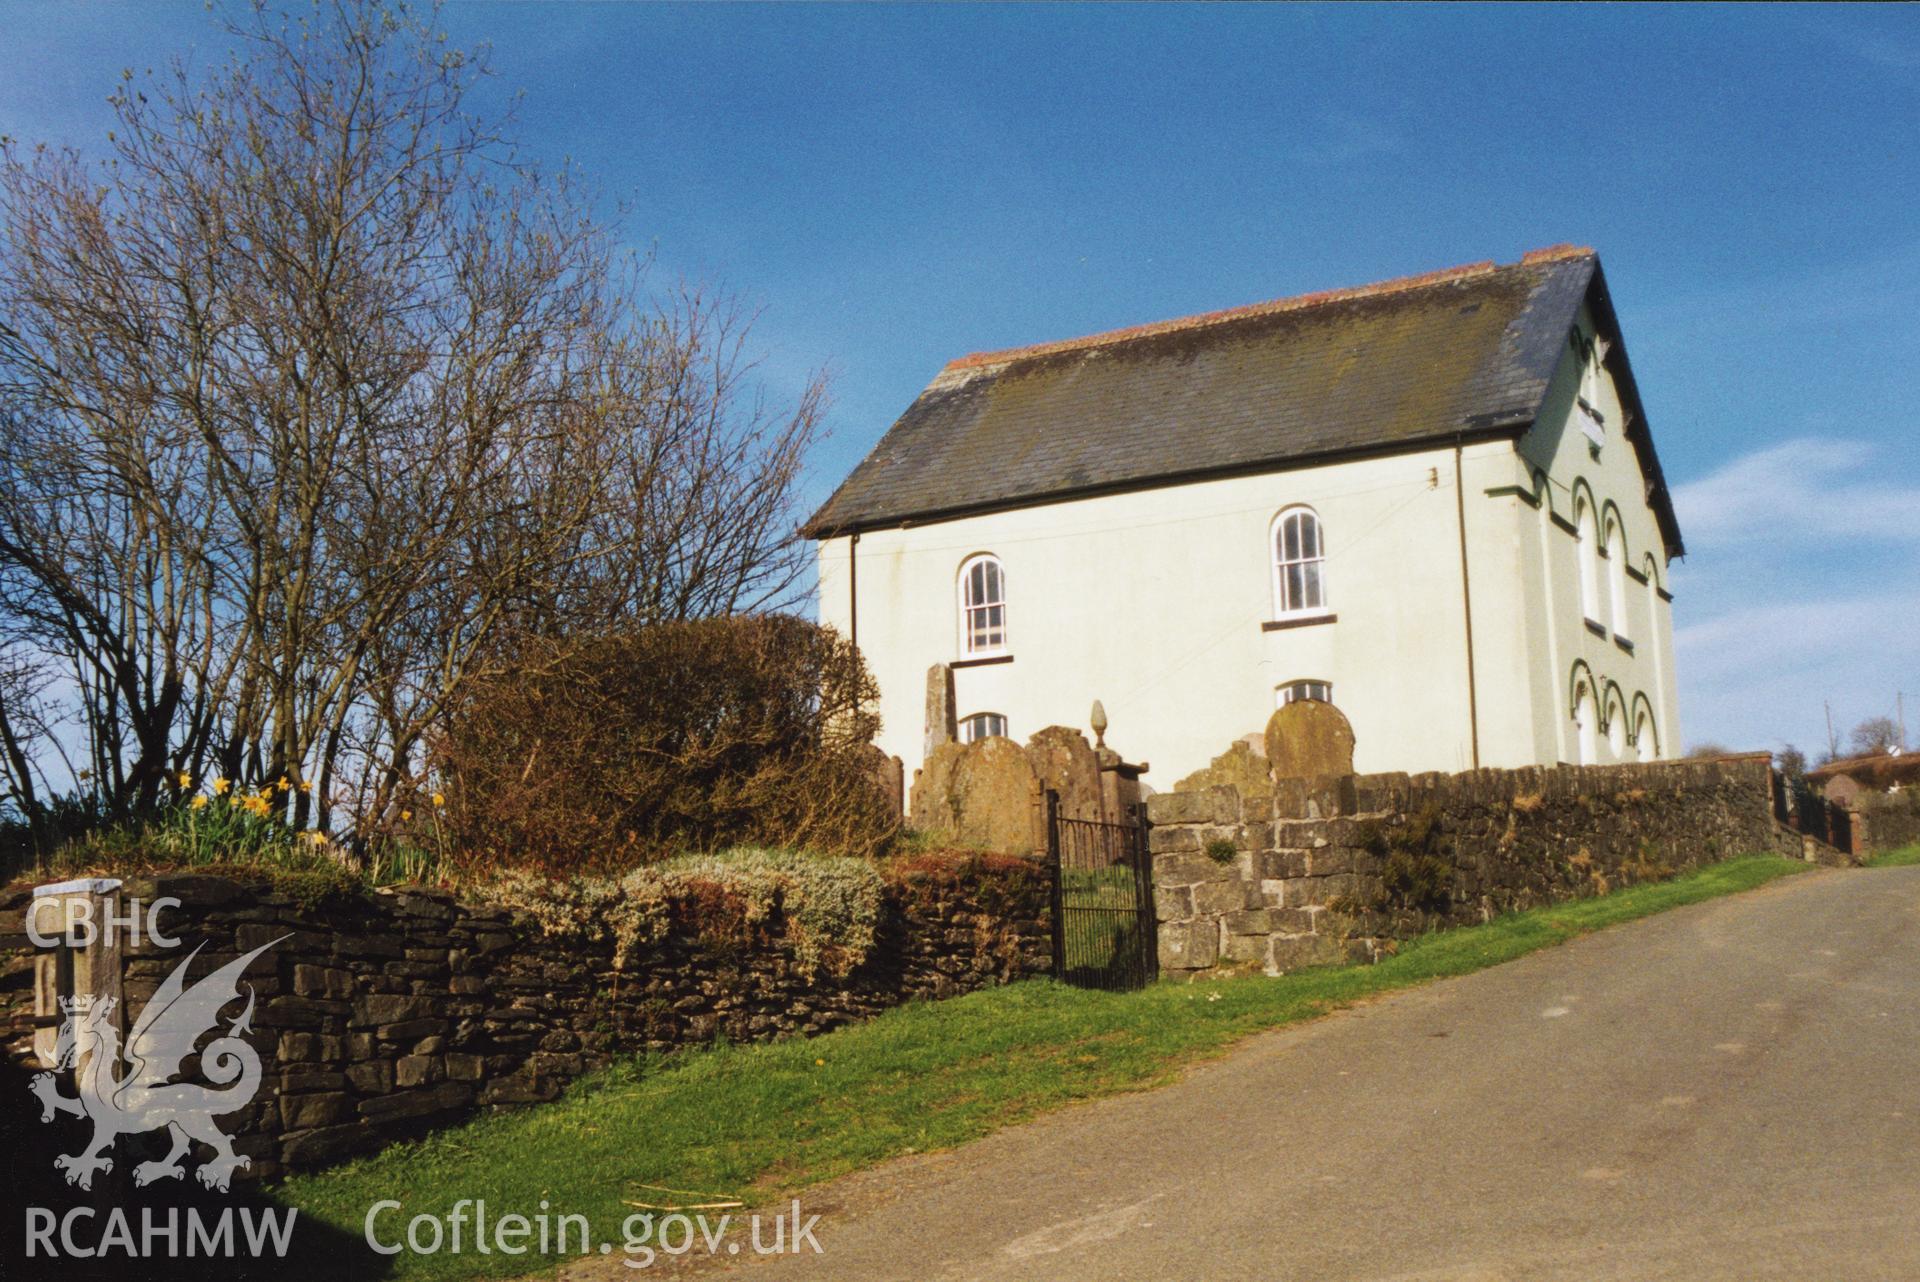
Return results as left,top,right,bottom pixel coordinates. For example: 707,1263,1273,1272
1856,790,1920,855
1149,756,1811,980
0,853,1050,1179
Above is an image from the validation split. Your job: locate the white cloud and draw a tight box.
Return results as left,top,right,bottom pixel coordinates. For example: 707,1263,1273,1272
1671,437,1920,553
1673,591,1920,754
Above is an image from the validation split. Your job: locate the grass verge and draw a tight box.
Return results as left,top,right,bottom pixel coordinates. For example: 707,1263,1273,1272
274,853,1808,1281
1865,843,1920,868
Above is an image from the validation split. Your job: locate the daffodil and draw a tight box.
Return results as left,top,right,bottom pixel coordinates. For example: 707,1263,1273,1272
299,780,312,793
177,771,192,788
212,777,230,795
190,795,209,810
276,776,290,793
432,793,445,808
401,809,412,822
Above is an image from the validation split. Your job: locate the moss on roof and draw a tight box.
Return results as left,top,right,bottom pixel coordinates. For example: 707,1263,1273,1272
806,248,1679,556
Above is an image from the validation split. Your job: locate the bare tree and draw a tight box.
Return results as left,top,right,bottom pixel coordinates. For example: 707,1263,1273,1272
1848,717,1904,758
1774,744,1808,780
0,1,827,840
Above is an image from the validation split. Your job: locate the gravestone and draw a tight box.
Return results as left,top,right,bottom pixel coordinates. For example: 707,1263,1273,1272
1174,737,1274,810
1026,726,1104,823
909,738,1041,854
1264,700,1356,779
924,663,957,759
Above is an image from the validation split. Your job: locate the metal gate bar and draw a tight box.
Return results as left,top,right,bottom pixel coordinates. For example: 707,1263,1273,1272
1045,791,1157,990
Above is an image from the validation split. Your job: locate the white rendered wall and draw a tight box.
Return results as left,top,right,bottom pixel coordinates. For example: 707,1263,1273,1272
817,314,1680,789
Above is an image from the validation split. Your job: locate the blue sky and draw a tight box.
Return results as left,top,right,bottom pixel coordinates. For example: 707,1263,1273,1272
4,2,1917,759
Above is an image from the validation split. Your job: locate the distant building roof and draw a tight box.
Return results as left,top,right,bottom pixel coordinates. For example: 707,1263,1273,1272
1808,752,1920,791
803,246,1682,556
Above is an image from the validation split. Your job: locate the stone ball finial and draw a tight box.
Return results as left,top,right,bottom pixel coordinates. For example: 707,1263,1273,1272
1090,699,1108,748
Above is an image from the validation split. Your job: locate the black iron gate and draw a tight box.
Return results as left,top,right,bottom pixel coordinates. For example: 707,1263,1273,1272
1045,791,1157,990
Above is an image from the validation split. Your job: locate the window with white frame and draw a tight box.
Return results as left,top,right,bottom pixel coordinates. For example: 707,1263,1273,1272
1575,498,1601,624
1606,694,1627,758
1571,327,1606,448
1271,507,1328,617
959,712,1008,743
1573,679,1598,766
958,554,1007,655
1635,706,1658,762
1606,516,1629,640
1275,680,1333,708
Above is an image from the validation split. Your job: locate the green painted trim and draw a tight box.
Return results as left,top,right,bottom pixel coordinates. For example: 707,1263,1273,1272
1482,484,1541,508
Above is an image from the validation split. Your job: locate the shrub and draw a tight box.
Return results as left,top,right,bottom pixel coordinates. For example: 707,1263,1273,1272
435,616,899,874
478,847,885,978
1375,804,1454,914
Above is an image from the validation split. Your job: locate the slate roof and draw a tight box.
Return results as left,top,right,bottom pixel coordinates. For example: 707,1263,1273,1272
804,246,1682,556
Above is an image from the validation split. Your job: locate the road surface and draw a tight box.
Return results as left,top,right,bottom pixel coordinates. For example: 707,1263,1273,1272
586,865,1920,1281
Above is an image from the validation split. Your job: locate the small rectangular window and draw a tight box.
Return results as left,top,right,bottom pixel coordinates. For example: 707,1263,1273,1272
1276,680,1332,708
959,713,1008,743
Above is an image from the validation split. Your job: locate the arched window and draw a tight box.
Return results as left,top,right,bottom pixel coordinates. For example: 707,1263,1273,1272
1635,706,1658,762
1606,690,1628,759
1606,515,1629,640
1275,680,1333,708
1271,507,1327,617
958,554,1007,655
1573,679,1598,766
960,712,1008,744
1575,496,1600,624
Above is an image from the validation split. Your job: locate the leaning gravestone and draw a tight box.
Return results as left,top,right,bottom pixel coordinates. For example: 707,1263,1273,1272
908,737,1041,854
1264,700,1356,779
1173,737,1275,810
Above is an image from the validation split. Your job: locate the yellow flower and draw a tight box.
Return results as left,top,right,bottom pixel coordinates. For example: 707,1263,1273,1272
190,795,209,810
401,809,412,822
212,777,230,795
177,771,192,788
276,776,290,793
299,780,313,793
432,793,445,808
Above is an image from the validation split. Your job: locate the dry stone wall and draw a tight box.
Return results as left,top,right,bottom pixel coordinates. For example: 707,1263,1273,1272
1857,790,1920,855
1151,755,1811,980
0,852,1050,1179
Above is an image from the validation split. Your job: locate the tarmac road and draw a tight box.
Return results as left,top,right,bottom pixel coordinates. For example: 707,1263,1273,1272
586,864,1920,1281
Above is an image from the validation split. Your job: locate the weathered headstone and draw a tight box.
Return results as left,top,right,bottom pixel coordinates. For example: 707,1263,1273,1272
1174,737,1274,810
1026,726,1104,822
908,737,1041,854
924,663,957,759
1264,700,1356,779
855,743,906,817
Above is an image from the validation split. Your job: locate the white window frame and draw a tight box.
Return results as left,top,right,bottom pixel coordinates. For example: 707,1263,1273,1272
957,554,1008,657
959,712,1008,744
1275,680,1333,708
1573,681,1598,766
1270,506,1330,620
1573,327,1607,448
1606,516,1630,641
1575,498,1601,627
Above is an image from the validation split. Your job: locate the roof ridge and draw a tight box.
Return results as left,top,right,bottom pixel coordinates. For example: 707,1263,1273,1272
943,245,1595,373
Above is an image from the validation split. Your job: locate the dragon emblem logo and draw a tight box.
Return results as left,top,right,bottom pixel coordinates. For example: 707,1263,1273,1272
29,936,285,1192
